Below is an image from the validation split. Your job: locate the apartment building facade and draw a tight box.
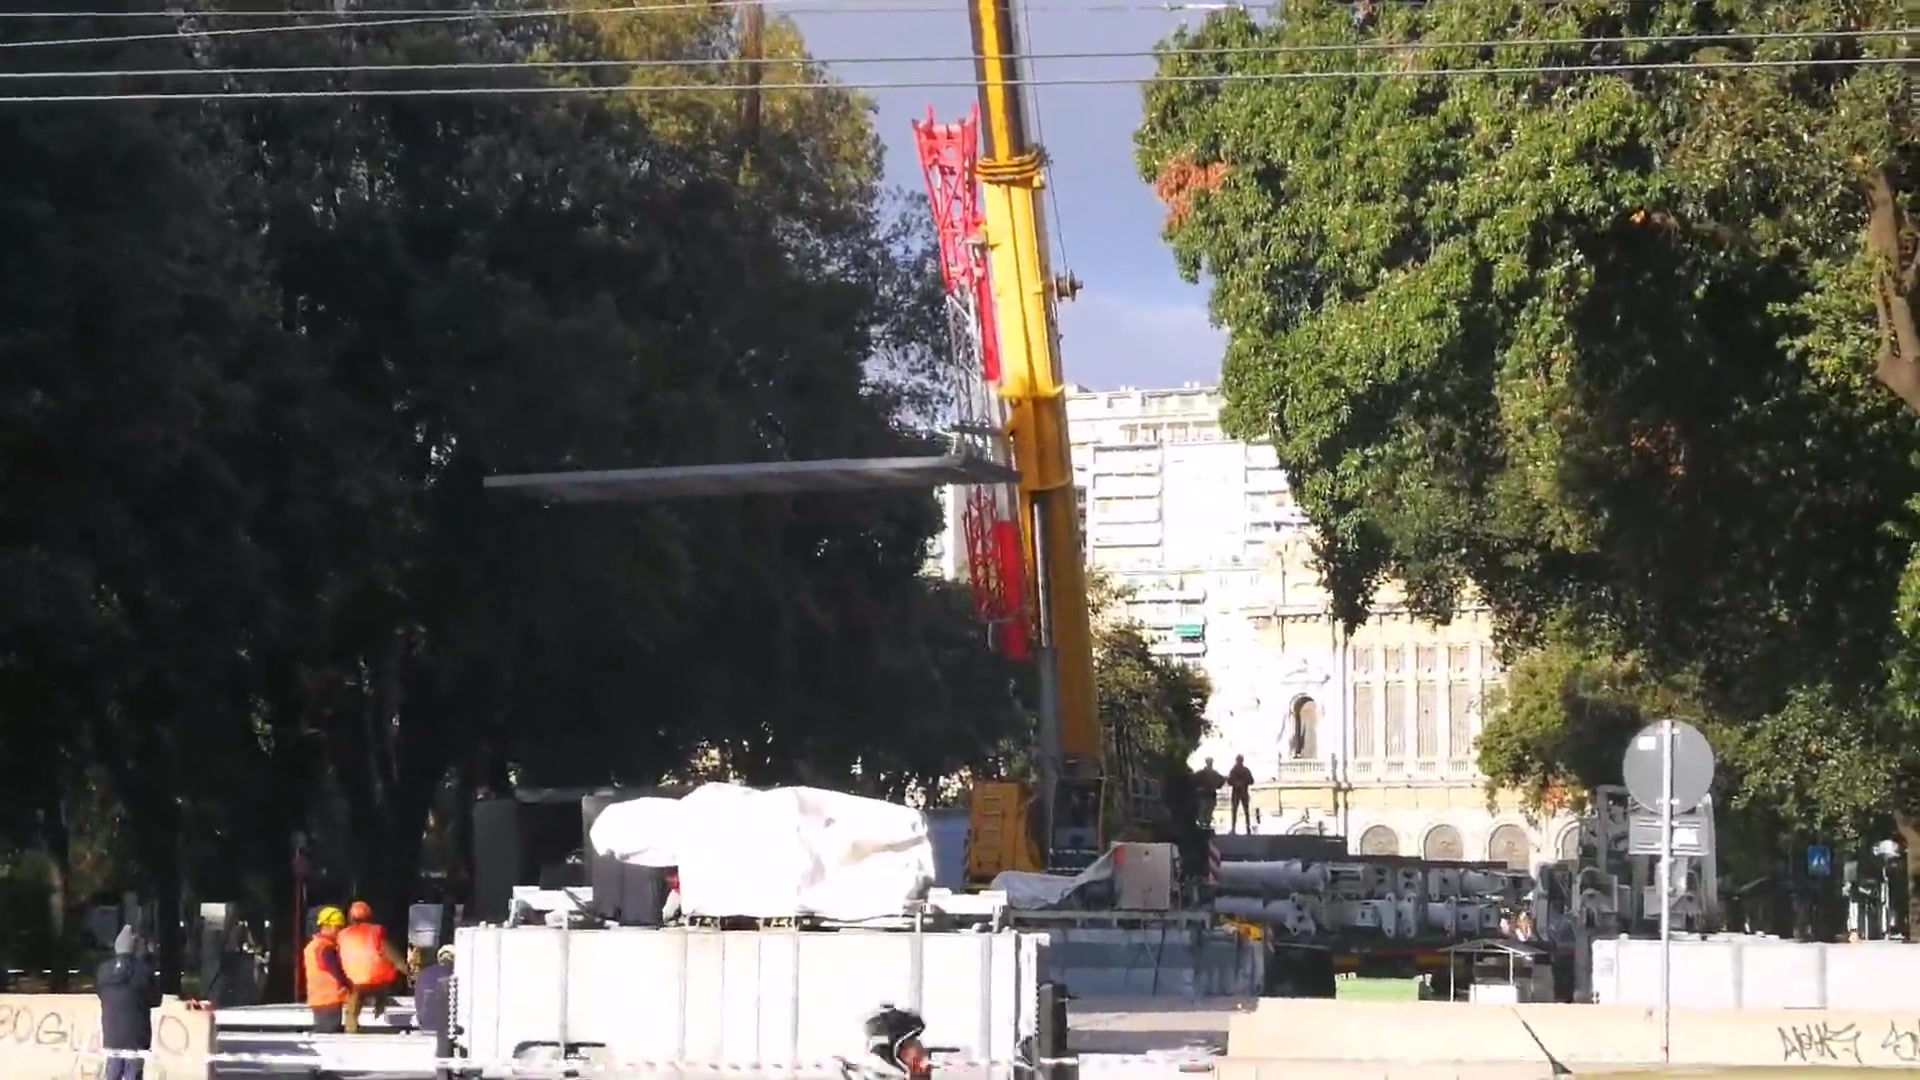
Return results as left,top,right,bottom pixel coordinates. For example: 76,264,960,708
936,384,1574,869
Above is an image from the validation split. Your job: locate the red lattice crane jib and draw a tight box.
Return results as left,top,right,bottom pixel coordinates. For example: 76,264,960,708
914,108,1029,661
913,109,1001,385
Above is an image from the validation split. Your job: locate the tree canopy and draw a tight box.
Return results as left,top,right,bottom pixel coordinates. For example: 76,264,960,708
0,2,1024,989
1139,0,1917,902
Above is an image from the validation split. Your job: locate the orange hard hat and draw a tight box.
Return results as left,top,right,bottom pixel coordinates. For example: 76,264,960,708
348,900,373,922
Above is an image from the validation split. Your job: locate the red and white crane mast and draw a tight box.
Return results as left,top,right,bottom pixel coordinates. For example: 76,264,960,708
913,108,1029,662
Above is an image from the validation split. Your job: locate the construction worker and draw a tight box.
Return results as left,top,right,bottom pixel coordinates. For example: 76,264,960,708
413,942,456,1078
338,900,411,1033
303,906,352,1034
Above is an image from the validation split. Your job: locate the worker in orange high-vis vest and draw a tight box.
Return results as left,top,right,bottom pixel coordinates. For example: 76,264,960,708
303,906,352,1033
337,900,412,1034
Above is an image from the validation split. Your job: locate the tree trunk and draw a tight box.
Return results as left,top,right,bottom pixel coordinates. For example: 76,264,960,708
152,831,184,996
35,793,71,992
1865,168,1920,414
1897,811,1920,938
122,787,185,994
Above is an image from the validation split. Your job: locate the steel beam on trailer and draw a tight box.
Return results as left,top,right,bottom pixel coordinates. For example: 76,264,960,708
483,453,1017,503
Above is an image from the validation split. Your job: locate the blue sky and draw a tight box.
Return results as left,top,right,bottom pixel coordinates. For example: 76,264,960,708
789,3,1229,390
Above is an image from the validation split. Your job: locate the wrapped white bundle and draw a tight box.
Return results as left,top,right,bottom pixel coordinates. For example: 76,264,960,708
588,783,935,921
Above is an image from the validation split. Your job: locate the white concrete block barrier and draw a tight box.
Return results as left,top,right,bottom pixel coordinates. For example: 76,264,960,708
0,992,211,1079
0,997,1218,1080
1224,1000,1920,1071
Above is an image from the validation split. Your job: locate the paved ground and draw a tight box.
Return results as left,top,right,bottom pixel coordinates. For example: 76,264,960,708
1067,996,1252,1055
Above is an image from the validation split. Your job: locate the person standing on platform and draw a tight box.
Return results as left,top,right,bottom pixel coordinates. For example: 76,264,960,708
1192,758,1225,831
1227,755,1255,834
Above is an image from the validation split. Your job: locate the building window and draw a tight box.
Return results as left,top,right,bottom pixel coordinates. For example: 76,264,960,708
1416,646,1437,674
1449,684,1475,758
1384,682,1407,759
1448,645,1472,674
1415,682,1438,758
1352,684,1376,758
1358,826,1400,856
1424,824,1464,861
1289,697,1320,759
1384,646,1405,675
1350,646,1375,674
1558,826,1581,862
1489,824,1531,871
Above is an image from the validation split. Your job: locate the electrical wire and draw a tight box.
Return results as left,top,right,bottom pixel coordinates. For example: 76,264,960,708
0,0,1284,48
0,28,1904,79
0,55,1908,102
0,1,1257,16
0,0,1816,14
0,2,737,49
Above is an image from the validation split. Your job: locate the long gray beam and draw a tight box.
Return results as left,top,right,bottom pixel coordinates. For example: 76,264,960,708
483,453,1018,503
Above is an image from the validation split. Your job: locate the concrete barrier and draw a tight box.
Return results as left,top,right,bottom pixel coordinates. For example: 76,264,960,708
1226,1000,1920,1072
0,994,210,1079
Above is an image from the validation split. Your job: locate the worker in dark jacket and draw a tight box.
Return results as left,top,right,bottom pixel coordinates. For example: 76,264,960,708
96,926,162,1080
412,944,456,1079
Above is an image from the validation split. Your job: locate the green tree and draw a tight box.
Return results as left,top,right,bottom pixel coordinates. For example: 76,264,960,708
1088,573,1213,842
1137,0,1916,888
0,1,998,988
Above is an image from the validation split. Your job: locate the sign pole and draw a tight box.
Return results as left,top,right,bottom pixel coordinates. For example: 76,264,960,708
1658,718,1674,1064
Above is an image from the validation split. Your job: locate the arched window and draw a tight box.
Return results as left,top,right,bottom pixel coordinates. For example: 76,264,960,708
1423,824,1464,861
1489,824,1531,871
1558,825,1581,862
1358,825,1400,856
1289,696,1320,759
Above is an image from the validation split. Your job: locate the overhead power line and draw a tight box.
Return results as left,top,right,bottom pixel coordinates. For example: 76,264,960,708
0,27,1903,77
0,0,1797,14
0,55,1909,103
0,0,1288,47
2,3,660,49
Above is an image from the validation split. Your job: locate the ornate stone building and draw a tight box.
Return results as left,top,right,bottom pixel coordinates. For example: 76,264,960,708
938,383,1577,869
1194,530,1577,868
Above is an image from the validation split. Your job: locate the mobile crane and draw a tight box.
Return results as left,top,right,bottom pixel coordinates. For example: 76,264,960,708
915,0,1108,880
485,0,1115,882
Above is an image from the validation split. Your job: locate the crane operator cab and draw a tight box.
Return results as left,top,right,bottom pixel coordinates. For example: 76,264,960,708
1050,779,1105,869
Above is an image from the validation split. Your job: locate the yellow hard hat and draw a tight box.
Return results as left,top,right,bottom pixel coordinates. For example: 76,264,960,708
316,905,347,930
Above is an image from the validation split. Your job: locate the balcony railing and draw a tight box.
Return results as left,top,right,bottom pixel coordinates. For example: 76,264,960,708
1276,758,1333,782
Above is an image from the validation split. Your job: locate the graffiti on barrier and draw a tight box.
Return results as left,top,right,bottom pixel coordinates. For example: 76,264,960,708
1778,1020,1863,1064
1776,1017,1920,1067
1880,1018,1920,1064
0,996,202,1080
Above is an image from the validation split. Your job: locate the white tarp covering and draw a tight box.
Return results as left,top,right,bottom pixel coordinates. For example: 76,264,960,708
989,848,1119,910
587,783,935,920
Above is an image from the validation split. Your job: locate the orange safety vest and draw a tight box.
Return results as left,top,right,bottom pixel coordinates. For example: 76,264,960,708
304,935,350,1009
338,922,401,988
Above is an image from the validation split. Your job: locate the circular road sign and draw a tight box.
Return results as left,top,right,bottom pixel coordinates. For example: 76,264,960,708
1621,719,1716,813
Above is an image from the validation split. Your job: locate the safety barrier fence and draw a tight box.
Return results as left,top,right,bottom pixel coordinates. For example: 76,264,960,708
73,1046,1219,1076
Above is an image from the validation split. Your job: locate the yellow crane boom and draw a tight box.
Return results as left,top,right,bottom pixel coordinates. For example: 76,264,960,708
968,0,1106,870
